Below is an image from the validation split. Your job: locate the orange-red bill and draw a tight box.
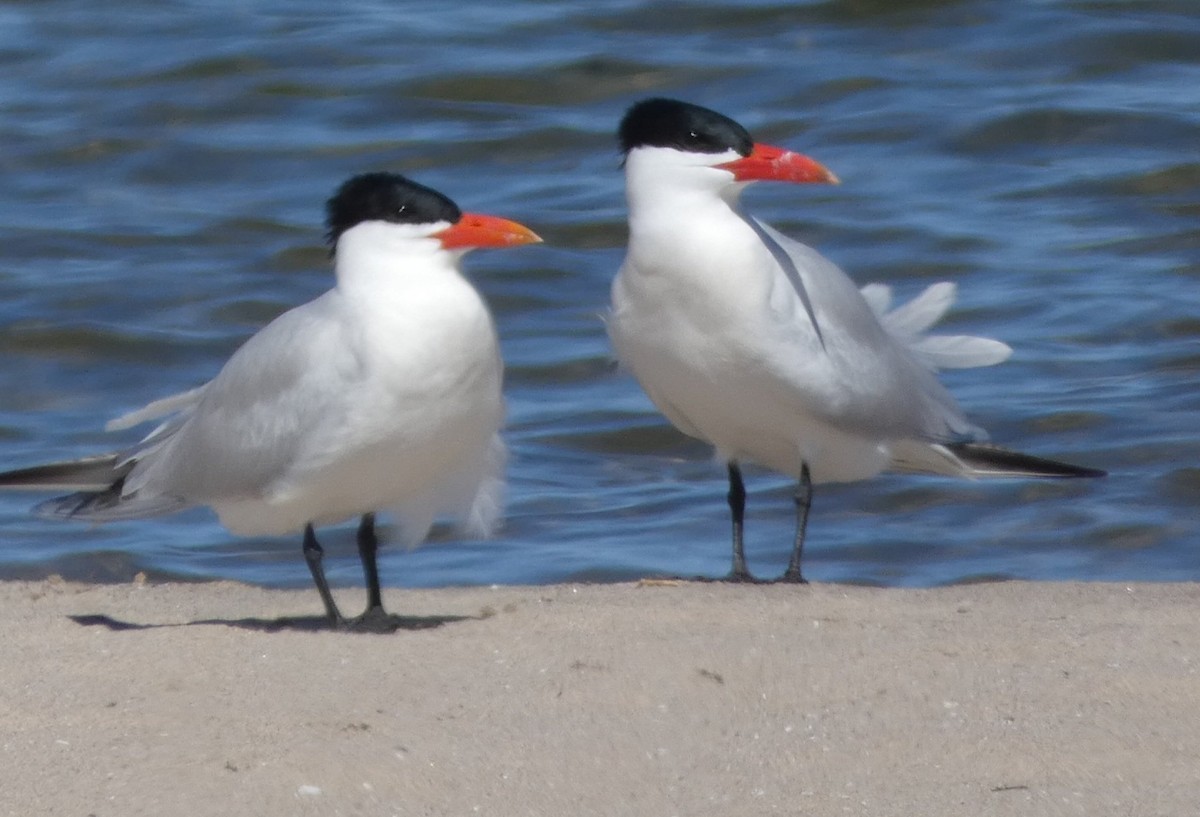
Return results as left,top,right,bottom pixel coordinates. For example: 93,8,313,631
435,213,542,250
716,142,840,185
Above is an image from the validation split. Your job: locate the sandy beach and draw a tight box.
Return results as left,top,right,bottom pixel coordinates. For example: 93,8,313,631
3,577,1198,816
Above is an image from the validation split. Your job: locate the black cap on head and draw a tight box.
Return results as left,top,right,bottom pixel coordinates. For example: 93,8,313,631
325,172,462,246
618,98,753,157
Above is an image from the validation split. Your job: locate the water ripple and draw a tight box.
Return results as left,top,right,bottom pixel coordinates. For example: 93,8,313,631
0,0,1196,588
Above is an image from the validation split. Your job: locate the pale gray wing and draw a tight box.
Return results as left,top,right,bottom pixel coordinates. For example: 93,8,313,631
121,290,361,504
0,292,356,522
749,218,985,443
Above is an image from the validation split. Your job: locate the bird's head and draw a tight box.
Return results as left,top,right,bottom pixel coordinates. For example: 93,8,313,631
618,98,839,201
325,173,541,259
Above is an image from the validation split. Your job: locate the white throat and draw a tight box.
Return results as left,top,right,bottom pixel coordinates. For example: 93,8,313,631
333,220,457,296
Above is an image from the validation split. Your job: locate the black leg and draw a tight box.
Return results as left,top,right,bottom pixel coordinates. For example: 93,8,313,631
302,524,345,627
780,463,812,584
726,462,754,582
356,513,385,616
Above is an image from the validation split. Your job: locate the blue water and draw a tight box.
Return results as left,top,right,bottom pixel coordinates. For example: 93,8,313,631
0,0,1197,590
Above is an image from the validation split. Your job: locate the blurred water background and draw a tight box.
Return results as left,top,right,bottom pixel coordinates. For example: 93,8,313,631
0,0,1196,590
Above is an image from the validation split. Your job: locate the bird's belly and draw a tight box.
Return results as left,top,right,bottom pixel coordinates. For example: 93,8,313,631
213,383,503,537
619,328,891,485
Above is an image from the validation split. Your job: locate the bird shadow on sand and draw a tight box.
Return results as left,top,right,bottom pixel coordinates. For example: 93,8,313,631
68,610,477,634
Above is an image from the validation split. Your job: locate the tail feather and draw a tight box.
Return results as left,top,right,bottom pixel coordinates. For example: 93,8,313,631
866,281,1013,371
910,335,1013,369
880,281,956,335
890,440,1106,479
106,385,205,432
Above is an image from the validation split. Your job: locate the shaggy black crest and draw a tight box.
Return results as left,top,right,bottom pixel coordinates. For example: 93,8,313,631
325,173,462,246
618,98,753,157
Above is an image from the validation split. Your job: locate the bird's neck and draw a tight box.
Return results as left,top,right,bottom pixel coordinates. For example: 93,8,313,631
625,178,765,283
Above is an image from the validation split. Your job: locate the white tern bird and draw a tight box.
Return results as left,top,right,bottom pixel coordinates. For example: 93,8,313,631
0,172,541,628
608,98,1104,583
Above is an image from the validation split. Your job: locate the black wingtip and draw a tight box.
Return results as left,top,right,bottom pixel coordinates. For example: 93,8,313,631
33,477,129,520
948,443,1106,479
0,453,128,492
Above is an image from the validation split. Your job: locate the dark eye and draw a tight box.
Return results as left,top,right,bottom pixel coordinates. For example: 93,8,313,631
680,130,713,151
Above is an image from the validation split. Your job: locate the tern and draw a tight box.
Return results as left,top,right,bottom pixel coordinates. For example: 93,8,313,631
608,98,1104,583
0,172,541,628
